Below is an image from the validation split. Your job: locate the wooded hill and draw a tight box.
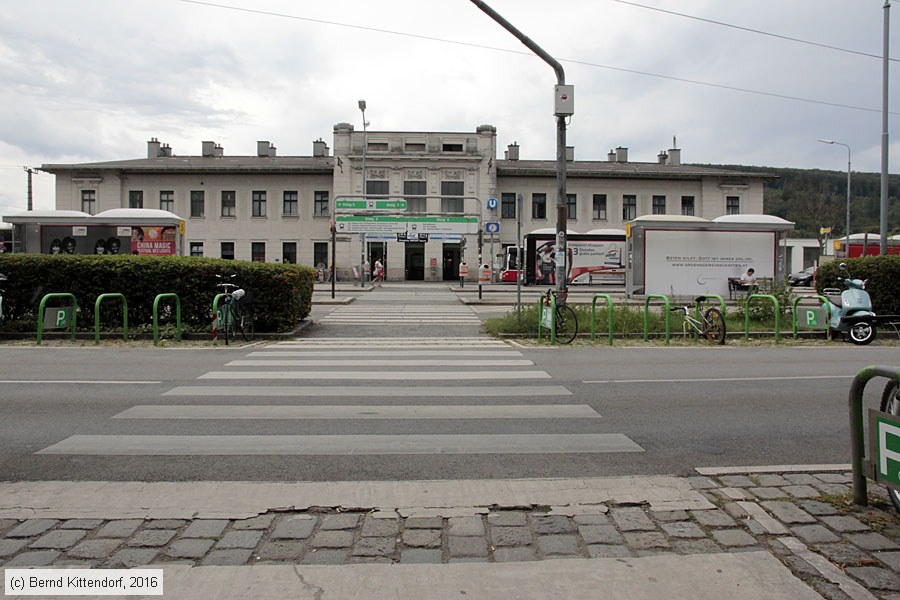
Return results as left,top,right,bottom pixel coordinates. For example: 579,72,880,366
700,164,900,241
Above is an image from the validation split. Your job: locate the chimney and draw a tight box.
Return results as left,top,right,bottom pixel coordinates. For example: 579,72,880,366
507,142,519,161
658,151,668,164
565,146,574,162
147,138,161,158
615,146,628,163
667,148,681,166
202,141,215,157
257,141,272,157
607,149,616,162
213,144,224,157
313,139,329,157
160,144,173,157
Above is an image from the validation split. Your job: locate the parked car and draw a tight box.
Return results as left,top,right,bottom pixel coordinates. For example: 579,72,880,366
788,266,816,287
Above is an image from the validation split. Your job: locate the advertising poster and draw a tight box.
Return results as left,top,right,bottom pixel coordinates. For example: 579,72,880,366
131,226,177,256
533,240,625,285
644,230,775,296
41,226,129,255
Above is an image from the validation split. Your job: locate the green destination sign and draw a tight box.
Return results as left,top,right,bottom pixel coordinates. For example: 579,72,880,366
335,215,478,234
336,199,408,211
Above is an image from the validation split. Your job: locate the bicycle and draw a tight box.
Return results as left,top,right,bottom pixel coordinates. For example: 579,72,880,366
880,379,900,511
543,288,578,344
670,296,726,345
213,275,254,344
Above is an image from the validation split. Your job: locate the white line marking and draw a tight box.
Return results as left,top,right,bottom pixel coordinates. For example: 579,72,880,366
163,385,572,397
583,375,851,384
225,359,533,367
0,380,161,385
199,371,551,380
246,350,523,357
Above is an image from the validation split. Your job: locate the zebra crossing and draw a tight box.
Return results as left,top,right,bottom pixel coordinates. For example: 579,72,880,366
319,305,482,325
36,338,645,457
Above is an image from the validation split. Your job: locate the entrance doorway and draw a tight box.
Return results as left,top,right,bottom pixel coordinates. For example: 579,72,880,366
442,244,461,281
405,243,425,280
368,241,386,278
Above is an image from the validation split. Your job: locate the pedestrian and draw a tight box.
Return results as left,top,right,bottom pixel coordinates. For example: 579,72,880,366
373,258,384,286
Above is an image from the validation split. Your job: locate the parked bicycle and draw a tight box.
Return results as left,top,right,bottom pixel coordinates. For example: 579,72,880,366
213,275,254,344
543,288,578,344
670,296,726,345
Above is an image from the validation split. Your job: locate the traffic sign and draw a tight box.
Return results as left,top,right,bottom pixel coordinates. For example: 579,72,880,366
336,215,479,234
485,222,500,234
872,410,900,489
487,197,498,210
336,199,408,211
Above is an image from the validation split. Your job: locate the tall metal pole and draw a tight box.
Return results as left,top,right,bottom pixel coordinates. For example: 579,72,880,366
359,99,367,287
516,192,523,323
817,139,851,244
24,167,35,211
881,1,891,255
470,0,569,296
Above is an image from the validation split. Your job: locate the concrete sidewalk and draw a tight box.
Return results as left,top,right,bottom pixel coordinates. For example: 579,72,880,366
1,467,898,599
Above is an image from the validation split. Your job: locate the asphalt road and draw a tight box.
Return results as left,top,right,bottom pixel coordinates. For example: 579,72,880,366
0,283,896,483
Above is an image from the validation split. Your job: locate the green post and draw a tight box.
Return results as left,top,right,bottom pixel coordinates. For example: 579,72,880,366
792,295,831,341
643,294,671,345
591,294,614,345
36,293,77,345
743,294,781,344
152,293,182,347
94,293,128,344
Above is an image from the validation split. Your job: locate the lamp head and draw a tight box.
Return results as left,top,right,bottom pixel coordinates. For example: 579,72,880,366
358,99,367,112
817,139,834,144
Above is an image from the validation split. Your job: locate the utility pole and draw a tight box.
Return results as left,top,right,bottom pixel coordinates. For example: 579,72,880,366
470,0,573,296
881,1,891,255
24,167,36,211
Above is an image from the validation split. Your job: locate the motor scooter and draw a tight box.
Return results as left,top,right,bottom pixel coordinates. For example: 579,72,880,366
822,263,877,345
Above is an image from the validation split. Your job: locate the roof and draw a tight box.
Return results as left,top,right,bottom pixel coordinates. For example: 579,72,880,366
496,159,776,180
40,155,334,175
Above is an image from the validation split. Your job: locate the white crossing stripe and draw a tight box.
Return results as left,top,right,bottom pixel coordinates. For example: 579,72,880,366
225,359,534,367
198,370,551,380
246,350,524,357
163,385,572,397
113,405,600,420
37,434,643,455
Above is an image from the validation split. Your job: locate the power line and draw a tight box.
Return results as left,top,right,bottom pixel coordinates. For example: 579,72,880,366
611,0,898,63
176,0,897,115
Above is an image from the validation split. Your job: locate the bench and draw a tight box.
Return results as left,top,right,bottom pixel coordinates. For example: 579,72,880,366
728,277,774,300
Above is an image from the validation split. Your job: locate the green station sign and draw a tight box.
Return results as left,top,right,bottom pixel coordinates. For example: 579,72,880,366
336,199,408,211
335,215,479,234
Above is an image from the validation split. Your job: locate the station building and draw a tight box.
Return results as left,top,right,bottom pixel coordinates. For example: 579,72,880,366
38,124,774,282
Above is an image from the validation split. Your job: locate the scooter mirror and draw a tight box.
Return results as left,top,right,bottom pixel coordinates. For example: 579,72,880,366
839,263,847,270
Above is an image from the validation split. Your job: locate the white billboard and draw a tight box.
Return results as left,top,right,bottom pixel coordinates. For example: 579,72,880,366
644,230,775,296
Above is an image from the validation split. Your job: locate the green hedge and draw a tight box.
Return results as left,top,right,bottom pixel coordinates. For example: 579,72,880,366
815,255,900,316
0,254,314,333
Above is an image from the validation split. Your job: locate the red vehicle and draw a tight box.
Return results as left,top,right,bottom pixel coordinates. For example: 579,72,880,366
835,235,900,258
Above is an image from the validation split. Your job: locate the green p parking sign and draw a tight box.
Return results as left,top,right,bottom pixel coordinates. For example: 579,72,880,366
42,306,73,330
870,410,900,490
797,307,826,329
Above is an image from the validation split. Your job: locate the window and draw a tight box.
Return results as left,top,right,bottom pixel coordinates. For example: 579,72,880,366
367,142,388,152
652,195,666,215
404,181,426,213
189,242,204,257
532,193,547,219
592,194,607,220
251,242,266,263
129,191,143,209
501,193,516,219
441,181,464,213
282,242,297,264
313,242,328,268
190,190,205,217
366,180,389,196
314,191,329,217
221,242,234,260
221,191,236,217
566,194,577,220
726,196,740,215
405,143,426,153
681,196,695,216
442,143,463,152
283,191,298,216
159,191,174,212
623,195,637,221
252,191,267,217
81,190,96,214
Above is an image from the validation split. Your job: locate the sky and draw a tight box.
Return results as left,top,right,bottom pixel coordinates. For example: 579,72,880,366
0,0,898,217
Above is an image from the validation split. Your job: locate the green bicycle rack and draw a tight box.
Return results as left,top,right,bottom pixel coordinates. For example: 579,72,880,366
536,294,558,345
36,293,78,345
743,294,781,344
590,294,614,346
152,293,182,347
692,295,726,340
792,295,831,341
848,365,900,506
643,294,671,346
94,293,128,344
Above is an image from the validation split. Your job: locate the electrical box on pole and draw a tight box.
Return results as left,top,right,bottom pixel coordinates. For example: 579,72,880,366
554,85,574,117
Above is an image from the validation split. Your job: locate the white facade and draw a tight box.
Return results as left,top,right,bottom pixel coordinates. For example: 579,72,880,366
38,125,772,281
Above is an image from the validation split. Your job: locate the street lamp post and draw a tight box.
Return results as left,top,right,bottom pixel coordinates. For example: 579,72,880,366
359,99,367,288
818,139,851,251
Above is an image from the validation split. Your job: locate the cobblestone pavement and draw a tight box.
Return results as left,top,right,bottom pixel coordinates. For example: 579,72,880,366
2,471,899,599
